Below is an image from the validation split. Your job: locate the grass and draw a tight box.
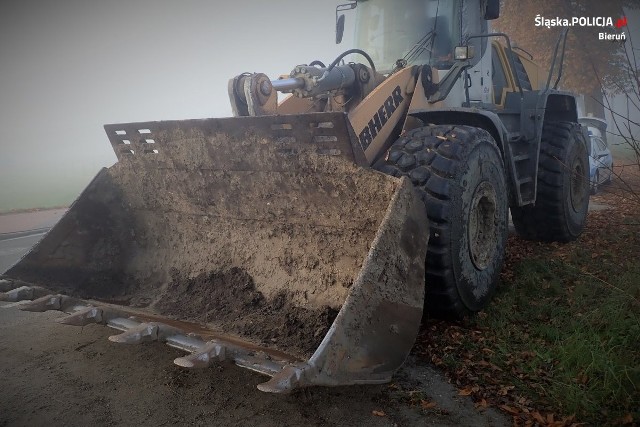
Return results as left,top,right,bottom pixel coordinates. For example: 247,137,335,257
490,257,638,421
415,189,640,425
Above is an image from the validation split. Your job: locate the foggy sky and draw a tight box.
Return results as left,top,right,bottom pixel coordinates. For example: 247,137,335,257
1,1,638,211
0,0,346,211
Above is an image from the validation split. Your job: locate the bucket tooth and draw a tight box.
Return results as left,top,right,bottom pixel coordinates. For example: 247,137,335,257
108,322,159,344
57,306,104,326
257,364,310,393
19,294,63,312
0,286,50,302
108,321,183,344
174,340,227,368
0,286,34,302
0,279,18,292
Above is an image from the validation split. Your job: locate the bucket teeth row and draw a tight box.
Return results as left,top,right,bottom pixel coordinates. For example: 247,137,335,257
2,285,305,393
3,288,302,391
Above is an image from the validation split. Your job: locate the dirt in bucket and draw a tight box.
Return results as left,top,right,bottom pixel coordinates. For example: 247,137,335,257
155,267,339,358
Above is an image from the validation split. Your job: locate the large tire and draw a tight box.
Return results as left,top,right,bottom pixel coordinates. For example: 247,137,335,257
376,125,509,319
511,121,589,242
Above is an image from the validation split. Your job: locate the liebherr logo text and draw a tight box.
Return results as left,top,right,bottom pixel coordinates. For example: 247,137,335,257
359,86,404,151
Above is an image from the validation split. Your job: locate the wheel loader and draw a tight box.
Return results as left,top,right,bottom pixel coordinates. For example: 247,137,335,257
1,0,589,393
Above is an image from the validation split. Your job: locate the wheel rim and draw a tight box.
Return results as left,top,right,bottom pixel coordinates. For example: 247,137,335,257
570,160,587,211
468,181,498,271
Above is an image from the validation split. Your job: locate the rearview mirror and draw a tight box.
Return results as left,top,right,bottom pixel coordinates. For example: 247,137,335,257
336,14,345,44
336,2,356,44
484,0,500,20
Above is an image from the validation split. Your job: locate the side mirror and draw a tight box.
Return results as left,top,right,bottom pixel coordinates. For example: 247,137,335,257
336,14,345,44
335,2,356,44
484,0,500,20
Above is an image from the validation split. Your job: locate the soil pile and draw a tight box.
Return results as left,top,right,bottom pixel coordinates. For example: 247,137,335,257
155,267,338,358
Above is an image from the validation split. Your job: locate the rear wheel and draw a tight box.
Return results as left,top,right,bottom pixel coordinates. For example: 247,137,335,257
511,121,589,242
376,125,508,319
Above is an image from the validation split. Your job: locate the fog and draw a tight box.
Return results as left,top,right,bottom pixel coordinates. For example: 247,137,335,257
1,2,638,212
604,8,640,160
0,0,347,211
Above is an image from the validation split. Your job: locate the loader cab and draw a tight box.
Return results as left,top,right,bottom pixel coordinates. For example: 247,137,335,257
337,0,496,107
338,0,497,73
347,0,462,72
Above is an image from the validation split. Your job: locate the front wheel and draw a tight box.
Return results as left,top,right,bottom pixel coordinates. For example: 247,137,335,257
376,125,509,319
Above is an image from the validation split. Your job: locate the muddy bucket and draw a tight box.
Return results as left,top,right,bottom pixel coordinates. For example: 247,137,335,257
2,112,429,393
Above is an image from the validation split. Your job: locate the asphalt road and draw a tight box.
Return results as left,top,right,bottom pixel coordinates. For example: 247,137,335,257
0,231,47,274
0,208,67,274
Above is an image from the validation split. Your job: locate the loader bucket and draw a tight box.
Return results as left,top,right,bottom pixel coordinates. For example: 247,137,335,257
2,112,428,393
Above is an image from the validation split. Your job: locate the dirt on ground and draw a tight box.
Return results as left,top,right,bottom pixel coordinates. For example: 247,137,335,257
0,302,507,427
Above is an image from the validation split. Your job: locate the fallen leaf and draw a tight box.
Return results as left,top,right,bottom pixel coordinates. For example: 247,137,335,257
474,399,489,411
498,385,515,396
420,400,437,409
372,410,386,417
532,412,546,424
622,413,634,425
499,405,520,415
458,387,473,396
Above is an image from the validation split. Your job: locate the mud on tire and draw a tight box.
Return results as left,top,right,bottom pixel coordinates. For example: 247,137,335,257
511,121,589,242
376,125,508,319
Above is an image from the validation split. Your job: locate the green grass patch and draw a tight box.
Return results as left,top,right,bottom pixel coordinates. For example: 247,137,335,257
418,218,640,425
486,258,639,422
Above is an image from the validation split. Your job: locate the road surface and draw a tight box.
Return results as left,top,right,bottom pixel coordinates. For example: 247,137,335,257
0,208,67,274
0,232,47,274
